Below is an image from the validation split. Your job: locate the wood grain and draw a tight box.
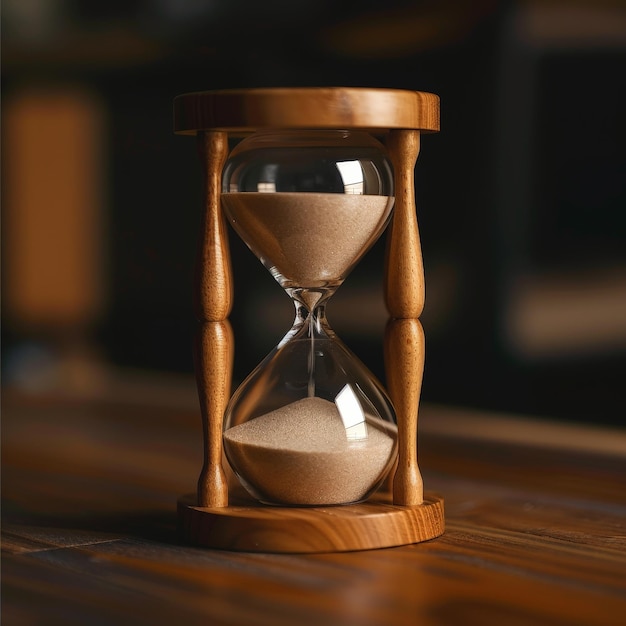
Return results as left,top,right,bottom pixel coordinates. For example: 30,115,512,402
383,128,426,508
385,318,426,506
194,320,233,507
174,88,440,135
195,130,231,322
178,492,444,553
194,130,232,507
2,385,625,626
384,129,424,319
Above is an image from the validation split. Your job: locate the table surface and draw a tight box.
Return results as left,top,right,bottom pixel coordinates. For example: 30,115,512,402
2,371,626,626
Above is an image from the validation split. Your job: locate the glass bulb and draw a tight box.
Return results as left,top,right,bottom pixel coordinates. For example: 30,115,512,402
221,130,397,506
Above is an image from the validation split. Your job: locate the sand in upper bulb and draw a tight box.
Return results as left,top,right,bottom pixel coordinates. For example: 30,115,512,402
223,397,396,505
221,192,393,287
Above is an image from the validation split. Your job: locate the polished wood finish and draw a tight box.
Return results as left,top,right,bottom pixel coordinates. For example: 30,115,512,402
194,130,231,507
178,492,444,553
385,318,426,505
384,129,426,507
195,131,231,322
174,87,440,135
194,320,233,507
3,381,626,625
384,130,424,319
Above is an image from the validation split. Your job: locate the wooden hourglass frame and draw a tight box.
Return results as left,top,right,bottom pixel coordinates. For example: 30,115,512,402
174,88,444,552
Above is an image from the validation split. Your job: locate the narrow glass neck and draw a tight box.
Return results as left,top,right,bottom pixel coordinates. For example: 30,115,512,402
293,301,332,336
288,287,336,313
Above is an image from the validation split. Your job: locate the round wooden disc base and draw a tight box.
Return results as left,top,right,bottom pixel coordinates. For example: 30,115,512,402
178,491,444,553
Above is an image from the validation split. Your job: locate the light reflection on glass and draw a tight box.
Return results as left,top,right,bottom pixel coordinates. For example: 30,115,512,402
335,384,368,440
336,160,364,194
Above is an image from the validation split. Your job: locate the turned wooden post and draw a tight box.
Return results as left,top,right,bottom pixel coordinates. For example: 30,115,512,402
194,130,232,507
384,129,425,506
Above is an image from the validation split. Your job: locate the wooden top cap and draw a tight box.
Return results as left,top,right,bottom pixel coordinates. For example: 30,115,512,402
173,87,439,134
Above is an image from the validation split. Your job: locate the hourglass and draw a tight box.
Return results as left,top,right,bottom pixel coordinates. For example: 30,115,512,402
174,88,444,552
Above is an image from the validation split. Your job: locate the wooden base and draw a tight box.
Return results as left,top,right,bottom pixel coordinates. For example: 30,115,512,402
178,491,444,553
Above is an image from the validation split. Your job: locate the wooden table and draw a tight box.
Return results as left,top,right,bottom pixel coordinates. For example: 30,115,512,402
3,371,625,625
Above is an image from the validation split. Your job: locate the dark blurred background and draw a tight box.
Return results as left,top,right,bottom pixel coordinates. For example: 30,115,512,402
2,0,625,426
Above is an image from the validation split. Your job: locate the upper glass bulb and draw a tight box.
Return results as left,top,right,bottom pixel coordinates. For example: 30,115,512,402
222,130,394,308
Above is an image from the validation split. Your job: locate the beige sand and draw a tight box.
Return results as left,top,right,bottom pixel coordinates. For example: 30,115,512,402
223,397,396,505
221,192,393,288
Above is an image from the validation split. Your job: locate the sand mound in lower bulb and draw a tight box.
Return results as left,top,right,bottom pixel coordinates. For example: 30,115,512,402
223,397,396,505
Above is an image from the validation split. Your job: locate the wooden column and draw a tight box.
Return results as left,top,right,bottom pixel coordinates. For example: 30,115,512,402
194,130,232,508
384,129,425,506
